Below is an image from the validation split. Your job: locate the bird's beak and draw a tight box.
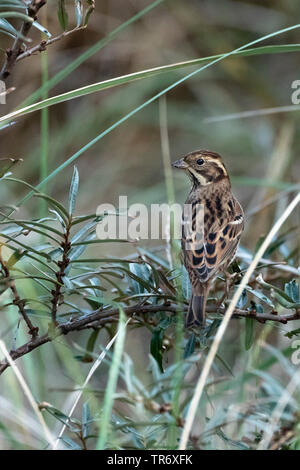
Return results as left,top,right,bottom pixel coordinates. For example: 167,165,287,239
171,158,188,169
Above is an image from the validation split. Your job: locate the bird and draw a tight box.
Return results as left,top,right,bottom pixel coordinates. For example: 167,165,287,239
172,149,244,328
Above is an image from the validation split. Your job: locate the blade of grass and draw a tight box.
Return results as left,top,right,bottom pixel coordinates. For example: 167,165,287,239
2,44,300,126
159,95,174,268
179,192,300,450
96,308,127,449
7,25,300,212
54,314,130,449
203,103,300,122
19,0,165,107
0,340,55,448
257,358,300,449
159,95,184,447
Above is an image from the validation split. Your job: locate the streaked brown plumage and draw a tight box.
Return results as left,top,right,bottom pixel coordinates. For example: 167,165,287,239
172,150,244,328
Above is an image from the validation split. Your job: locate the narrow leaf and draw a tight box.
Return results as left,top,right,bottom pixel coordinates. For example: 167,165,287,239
74,0,83,27
57,0,68,30
68,166,79,215
32,21,52,37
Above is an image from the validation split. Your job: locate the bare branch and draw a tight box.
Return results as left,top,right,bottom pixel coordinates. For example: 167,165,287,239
16,26,86,62
0,301,299,376
0,0,47,81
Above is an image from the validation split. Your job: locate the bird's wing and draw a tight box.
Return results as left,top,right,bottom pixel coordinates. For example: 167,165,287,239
182,198,244,284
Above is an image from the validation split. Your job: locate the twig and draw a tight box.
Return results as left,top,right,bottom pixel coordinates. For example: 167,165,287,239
0,0,47,80
16,26,86,62
0,250,38,337
269,428,295,450
50,223,71,326
0,301,299,376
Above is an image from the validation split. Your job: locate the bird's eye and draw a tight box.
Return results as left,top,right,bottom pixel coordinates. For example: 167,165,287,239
197,158,204,165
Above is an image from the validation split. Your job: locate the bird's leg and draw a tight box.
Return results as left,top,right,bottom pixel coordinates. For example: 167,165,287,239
217,270,237,307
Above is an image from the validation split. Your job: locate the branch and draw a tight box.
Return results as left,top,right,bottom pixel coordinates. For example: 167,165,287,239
0,250,38,337
16,26,86,62
0,302,299,376
0,0,47,81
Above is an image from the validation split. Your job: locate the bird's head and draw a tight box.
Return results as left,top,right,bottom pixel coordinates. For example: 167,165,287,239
171,150,228,186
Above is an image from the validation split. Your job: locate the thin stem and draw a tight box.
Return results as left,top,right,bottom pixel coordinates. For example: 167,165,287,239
40,9,49,217
16,26,86,62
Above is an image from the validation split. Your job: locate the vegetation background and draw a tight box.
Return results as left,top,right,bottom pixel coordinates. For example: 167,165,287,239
0,0,299,450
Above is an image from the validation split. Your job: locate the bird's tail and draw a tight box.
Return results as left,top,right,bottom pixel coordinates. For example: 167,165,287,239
185,284,209,328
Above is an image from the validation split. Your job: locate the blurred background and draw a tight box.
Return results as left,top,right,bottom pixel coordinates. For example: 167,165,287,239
1,0,300,229
0,0,299,450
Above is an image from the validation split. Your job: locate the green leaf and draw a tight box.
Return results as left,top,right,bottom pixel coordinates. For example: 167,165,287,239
60,437,81,450
32,21,51,37
0,12,33,22
68,166,79,216
257,274,297,303
0,232,52,260
206,319,222,338
3,44,300,127
184,333,196,359
0,159,22,177
71,213,104,226
181,265,191,301
71,219,98,243
0,18,18,38
244,285,275,308
128,263,151,294
49,209,66,228
216,353,234,376
34,193,69,222
150,316,171,373
83,0,95,25
69,232,95,261
150,328,164,373
74,0,83,27
84,294,104,307
284,280,299,303
216,428,249,450
6,250,24,269
43,405,80,432
273,291,300,309
57,0,68,30
81,329,100,362
285,327,300,339
227,259,241,274
96,308,127,450
82,401,91,439
236,288,247,308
